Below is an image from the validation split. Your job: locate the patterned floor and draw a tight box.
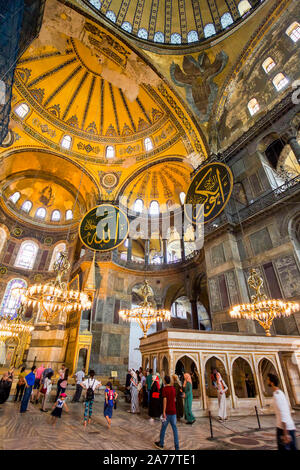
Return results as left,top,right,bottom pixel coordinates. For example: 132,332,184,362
0,392,299,450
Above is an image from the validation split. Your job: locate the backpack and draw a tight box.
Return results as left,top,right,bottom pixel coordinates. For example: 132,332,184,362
86,379,95,401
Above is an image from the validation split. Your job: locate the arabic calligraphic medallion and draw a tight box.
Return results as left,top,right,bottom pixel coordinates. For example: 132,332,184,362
79,204,129,251
185,162,233,224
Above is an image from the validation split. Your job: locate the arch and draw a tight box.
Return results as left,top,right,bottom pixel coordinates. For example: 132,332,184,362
149,200,159,216
258,357,280,397
205,356,230,398
65,209,73,220
133,198,143,213
265,139,285,169
14,103,30,119
61,134,72,150
161,356,169,378
204,23,216,38
187,30,198,43
175,354,200,398
49,242,67,271
35,207,46,219
232,357,256,398
9,191,20,204
105,145,115,159
14,240,38,270
154,31,164,43
0,278,27,318
144,137,153,152
21,200,32,213
51,209,61,222
221,12,233,29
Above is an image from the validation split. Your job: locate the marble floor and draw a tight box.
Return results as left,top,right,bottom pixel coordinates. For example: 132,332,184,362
0,393,299,450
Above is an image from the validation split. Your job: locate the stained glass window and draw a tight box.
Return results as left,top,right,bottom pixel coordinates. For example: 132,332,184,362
51,210,61,221
286,22,300,43
9,192,20,204
49,243,66,271
187,30,198,43
35,207,46,219
0,278,27,318
66,209,73,220
121,22,132,33
137,28,148,39
21,200,32,213
154,31,164,43
170,33,182,44
15,103,29,119
204,24,216,38
221,13,234,29
106,10,116,22
14,241,38,270
144,137,153,152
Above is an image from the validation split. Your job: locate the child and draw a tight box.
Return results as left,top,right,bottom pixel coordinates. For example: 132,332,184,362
50,392,69,426
40,371,53,412
104,382,118,428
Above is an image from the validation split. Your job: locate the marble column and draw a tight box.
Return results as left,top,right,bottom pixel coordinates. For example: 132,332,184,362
126,238,132,262
162,239,168,264
144,239,150,265
190,299,199,330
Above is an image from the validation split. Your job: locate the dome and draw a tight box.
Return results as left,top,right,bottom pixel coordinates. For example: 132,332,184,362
86,0,263,47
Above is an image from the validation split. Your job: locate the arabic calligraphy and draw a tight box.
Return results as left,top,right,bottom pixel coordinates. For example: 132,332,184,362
185,162,233,224
79,204,129,251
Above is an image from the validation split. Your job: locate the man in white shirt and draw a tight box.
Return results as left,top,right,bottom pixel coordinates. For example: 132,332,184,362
80,370,102,427
71,368,86,402
267,373,298,451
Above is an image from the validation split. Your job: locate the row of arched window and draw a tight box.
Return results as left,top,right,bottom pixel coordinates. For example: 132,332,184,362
132,192,186,214
8,192,73,222
99,1,253,43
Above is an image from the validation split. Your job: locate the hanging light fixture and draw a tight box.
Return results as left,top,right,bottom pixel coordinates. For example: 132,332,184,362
12,251,92,324
119,280,171,337
229,269,299,336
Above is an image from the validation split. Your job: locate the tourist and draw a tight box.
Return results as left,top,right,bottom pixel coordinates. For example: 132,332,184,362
183,373,195,425
104,381,118,428
267,373,297,451
32,363,45,404
20,366,36,413
56,367,68,401
80,370,101,427
0,372,13,404
140,370,148,408
40,371,53,412
148,372,161,422
72,367,85,402
55,364,66,401
129,369,140,414
50,392,69,426
125,369,131,403
212,368,228,422
14,366,26,402
172,374,184,421
154,375,179,450
146,368,153,405
42,363,54,381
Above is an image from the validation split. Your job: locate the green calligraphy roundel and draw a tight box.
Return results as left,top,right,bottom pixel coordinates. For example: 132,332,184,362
185,162,233,224
79,204,129,252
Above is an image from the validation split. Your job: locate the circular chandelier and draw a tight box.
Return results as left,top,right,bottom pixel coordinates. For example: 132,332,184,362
0,305,34,341
13,252,92,324
229,269,299,336
119,280,171,337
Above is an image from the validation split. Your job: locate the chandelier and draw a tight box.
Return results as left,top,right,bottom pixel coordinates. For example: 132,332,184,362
0,304,34,341
229,269,299,336
13,252,92,324
119,280,171,337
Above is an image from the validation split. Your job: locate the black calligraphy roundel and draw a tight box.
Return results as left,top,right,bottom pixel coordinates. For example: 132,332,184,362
185,162,233,224
79,204,129,252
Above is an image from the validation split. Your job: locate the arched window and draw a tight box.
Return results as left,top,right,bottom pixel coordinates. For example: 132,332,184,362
14,241,38,270
65,209,73,220
221,13,234,29
0,278,27,318
134,199,143,213
286,22,300,43
9,192,20,204
154,31,164,43
273,73,289,91
247,98,260,116
89,0,101,9
262,57,276,74
179,192,186,205
187,30,198,43
51,210,61,222
137,28,148,39
121,22,132,33
61,135,72,150
21,200,32,214
238,0,251,16
204,23,216,38
170,33,181,44
49,243,66,271
0,227,6,254
144,137,153,152
14,103,30,119
35,207,46,219
106,10,116,22
149,200,159,216
106,145,115,159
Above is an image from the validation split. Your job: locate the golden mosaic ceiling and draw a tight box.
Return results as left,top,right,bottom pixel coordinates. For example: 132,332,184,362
85,0,263,46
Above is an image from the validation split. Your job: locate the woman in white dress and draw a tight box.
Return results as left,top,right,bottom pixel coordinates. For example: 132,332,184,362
213,368,228,421
129,369,140,414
